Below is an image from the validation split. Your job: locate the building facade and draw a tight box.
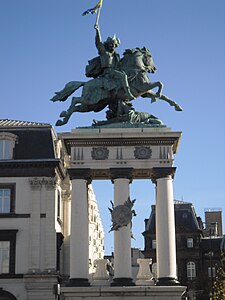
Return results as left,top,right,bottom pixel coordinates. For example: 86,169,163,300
0,119,104,300
143,200,224,300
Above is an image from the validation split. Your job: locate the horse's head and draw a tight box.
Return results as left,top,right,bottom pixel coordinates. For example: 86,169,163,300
120,47,156,75
140,47,157,73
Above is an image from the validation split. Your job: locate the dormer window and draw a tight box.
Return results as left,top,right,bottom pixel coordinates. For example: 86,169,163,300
0,133,17,160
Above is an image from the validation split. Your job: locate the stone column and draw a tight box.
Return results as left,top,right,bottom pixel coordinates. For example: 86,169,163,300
110,168,135,286
67,169,92,286
151,168,180,286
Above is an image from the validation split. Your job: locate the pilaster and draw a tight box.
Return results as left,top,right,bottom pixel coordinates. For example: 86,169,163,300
28,177,58,274
28,178,42,273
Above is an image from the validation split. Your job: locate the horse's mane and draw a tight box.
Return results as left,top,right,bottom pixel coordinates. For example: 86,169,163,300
123,48,142,56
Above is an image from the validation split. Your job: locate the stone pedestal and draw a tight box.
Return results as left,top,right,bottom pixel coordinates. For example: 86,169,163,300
61,286,186,300
136,258,154,286
92,259,110,286
24,275,59,300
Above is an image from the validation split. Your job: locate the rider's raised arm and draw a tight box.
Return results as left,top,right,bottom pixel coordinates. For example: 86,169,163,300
94,25,105,54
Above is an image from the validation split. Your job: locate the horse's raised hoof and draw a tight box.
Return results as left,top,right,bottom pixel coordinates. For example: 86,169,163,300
59,111,67,118
50,96,57,102
175,105,183,111
55,119,64,126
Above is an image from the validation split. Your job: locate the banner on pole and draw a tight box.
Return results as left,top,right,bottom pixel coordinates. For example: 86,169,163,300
82,0,103,16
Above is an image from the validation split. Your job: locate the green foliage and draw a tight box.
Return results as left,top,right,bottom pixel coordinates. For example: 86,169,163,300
210,266,225,299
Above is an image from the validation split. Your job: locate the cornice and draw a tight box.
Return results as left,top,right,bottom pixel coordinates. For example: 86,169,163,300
0,159,66,179
64,137,179,154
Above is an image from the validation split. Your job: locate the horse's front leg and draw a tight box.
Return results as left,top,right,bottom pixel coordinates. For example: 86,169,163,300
150,81,163,97
56,109,73,126
55,97,81,126
140,81,163,98
159,95,183,111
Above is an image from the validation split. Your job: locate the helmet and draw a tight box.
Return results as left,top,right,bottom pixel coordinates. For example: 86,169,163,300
104,34,120,47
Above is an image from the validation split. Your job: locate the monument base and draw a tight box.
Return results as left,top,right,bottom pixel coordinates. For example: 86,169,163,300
111,277,135,286
61,286,186,300
156,277,181,286
66,278,91,287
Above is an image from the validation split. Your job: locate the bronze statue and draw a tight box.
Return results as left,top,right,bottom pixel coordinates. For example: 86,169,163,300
51,46,182,126
94,25,134,101
51,3,182,126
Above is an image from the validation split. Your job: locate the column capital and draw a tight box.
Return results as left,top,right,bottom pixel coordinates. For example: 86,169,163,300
67,168,92,183
110,168,134,183
151,167,176,184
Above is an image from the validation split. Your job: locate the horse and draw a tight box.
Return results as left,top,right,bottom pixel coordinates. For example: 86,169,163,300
51,47,182,126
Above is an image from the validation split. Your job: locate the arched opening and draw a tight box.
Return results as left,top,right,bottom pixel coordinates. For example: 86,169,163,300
0,289,17,300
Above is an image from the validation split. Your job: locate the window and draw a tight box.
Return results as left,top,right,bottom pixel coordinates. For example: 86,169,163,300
152,240,157,249
0,185,15,214
0,133,17,160
187,238,193,248
0,241,10,273
187,261,196,279
0,140,11,159
0,230,17,274
208,266,216,278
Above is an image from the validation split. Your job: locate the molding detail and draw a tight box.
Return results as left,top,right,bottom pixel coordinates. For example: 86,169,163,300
151,167,176,183
65,137,179,149
68,168,92,183
43,178,57,190
73,148,84,161
29,178,42,190
134,147,152,159
29,177,57,190
109,198,136,232
91,147,109,160
110,168,134,182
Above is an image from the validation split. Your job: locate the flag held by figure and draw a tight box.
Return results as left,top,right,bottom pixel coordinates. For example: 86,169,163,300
82,0,103,16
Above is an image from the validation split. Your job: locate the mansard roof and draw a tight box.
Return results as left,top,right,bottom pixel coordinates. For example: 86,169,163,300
201,236,224,253
0,119,55,160
144,200,201,234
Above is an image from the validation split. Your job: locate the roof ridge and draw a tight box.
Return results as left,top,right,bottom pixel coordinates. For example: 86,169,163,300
0,119,51,128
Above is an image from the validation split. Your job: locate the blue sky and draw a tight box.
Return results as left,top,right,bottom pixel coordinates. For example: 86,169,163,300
1,0,225,254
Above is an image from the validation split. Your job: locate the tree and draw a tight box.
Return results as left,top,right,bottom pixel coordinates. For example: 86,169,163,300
210,250,225,300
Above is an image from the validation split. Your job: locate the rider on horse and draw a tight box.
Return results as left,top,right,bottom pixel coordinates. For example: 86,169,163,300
94,25,135,101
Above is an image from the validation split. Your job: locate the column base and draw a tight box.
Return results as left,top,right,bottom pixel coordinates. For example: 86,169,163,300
66,278,90,287
111,277,135,286
156,277,180,286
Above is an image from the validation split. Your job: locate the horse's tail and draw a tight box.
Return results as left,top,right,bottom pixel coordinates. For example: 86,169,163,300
50,81,85,102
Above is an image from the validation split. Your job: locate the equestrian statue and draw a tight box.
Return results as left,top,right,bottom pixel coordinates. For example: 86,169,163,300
51,6,182,126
